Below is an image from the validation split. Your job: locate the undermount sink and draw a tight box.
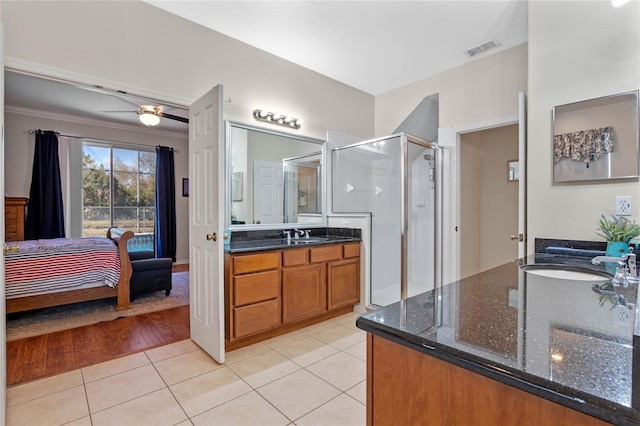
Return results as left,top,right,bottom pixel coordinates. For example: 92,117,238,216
521,265,611,282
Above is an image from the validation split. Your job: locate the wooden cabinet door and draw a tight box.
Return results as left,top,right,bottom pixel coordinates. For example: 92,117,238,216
282,263,326,323
327,258,360,310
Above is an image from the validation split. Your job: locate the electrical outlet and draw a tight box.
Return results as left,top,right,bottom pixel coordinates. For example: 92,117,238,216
614,305,630,324
615,196,632,215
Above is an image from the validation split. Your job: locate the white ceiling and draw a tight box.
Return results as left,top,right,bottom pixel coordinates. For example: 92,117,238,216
5,1,528,132
145,0,528,95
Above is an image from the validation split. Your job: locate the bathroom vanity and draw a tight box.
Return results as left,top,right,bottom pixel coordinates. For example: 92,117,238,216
224,228,361,350
357,249,640,425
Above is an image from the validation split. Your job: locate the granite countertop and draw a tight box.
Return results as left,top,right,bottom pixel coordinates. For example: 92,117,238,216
224,227,362,253
357,252,640,425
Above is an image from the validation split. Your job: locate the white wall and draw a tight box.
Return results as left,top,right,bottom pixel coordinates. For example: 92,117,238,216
1,1,374,142
527,0,640,252
4,110,191,263
375,43,527,136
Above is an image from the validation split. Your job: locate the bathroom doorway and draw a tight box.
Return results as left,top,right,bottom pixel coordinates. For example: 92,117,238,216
459,124,519,279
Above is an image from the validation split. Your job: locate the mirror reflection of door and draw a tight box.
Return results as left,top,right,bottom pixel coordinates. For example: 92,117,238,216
253,159,284,224
459,123,519,279
283,154,321,223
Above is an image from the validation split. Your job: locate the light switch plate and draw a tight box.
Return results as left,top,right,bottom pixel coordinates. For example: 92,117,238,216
615,196,632,215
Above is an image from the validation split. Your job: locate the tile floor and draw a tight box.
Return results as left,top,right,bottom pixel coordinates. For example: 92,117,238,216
6,312,367,426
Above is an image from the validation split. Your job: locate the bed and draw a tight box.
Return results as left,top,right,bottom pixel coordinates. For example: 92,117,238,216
5,227,134,314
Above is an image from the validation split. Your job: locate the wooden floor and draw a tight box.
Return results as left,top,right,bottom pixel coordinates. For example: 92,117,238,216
6,264,192,387
6,305,190,386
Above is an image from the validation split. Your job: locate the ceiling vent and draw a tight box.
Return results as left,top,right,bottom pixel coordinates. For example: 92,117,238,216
466,39,501,57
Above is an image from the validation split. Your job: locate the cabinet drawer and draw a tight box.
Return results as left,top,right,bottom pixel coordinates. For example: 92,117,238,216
233,252,279,275
5,221,17,233
234,299,281,338
234,270,279,307
343,243,360,259
283,248,308,266
310,245,342,263
5,208,17,219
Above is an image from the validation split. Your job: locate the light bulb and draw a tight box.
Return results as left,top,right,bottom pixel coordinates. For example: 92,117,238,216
139,112,160,127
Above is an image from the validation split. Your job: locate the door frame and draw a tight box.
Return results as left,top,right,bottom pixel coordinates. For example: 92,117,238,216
439,114,521,285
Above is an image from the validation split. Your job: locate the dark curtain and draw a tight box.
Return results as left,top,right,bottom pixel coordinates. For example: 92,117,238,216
25,130,65,240
155,146,177,261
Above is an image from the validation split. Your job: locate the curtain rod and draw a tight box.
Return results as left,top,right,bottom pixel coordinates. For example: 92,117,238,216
28,129,179,152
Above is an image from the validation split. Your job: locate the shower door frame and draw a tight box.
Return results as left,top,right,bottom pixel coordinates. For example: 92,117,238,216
332,132,442,306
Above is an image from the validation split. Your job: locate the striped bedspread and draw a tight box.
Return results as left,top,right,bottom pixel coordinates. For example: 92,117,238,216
5,237,121,299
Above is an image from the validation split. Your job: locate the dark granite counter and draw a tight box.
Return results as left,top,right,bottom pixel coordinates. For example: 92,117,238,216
224,227,361,253
357,252,640,425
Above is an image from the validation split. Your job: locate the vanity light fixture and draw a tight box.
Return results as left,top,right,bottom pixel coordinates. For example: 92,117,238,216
253,109,301,129
138,105,161,127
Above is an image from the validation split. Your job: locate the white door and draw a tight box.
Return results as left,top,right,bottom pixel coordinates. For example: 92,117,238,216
1,24,7,424
517,92,527,258
253,159,283,224
189,85,225,363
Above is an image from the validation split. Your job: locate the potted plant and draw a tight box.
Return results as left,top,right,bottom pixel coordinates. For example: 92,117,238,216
596,214,640,257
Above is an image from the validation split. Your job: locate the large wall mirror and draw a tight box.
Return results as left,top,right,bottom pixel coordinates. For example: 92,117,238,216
226,121,324,228
553,90,640,182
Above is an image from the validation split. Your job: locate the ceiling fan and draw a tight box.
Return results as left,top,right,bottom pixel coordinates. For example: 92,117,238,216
136,105,189,127
99,90,189,127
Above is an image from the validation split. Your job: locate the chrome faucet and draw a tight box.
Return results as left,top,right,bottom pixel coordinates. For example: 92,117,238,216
591,255,629,265
283,230,292,243
293,229,305,239
592,252,639,286
303,229,311,239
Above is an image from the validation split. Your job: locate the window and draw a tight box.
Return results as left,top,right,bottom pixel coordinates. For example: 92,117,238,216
82,142,155,251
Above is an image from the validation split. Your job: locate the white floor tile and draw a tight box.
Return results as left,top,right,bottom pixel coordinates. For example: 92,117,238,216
228,350,300,388
82,352,150,383
145,339,200,363
274,336,339,367
257,369,341,421
224,342,271,365
191,391,289,426
295,393,366,426
7,370,83,407
6,385,89,426
91,388,187,426
171,366,252,417
313,325,366,350
306,352,366,391
154,348,222,385
85,364,166,413
346,380,367,405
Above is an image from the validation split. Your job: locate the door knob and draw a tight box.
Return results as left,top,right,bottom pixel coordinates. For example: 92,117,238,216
510,234,519,241
206,233,217,241
510,234,524,242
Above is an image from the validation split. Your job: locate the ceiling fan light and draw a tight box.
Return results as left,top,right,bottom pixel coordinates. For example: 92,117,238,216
139,112,160,127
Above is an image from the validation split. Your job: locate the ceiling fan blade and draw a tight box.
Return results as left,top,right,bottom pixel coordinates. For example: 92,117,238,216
159,112,189,124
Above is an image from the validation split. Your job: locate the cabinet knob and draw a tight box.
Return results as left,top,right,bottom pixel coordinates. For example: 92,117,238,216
206,233,217,241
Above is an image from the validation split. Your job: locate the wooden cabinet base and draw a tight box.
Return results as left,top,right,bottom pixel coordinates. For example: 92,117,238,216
226,305,353,352
367,334,612,426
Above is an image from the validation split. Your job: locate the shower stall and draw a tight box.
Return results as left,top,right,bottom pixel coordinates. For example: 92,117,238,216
332,133,441,307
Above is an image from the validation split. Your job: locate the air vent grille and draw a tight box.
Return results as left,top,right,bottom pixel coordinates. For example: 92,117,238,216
466,39,501,57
